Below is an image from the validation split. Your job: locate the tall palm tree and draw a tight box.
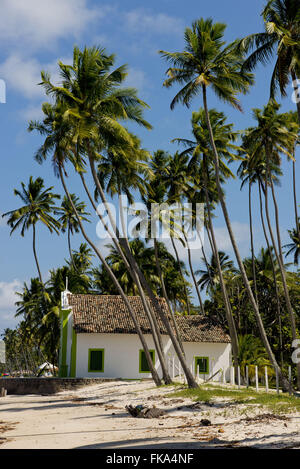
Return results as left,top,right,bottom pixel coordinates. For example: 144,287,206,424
29,103,163,387
174,107,241,369
55,194,90,269
239,0,300,121
244,100,300,388
3,176,60,283
159,17,290,389
35,46,198,388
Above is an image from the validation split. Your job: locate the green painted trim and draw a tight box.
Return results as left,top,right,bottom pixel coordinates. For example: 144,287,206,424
59,309,71,378
139,349,155,373
88,348,104,373
194,356,209,375
70,328,77,377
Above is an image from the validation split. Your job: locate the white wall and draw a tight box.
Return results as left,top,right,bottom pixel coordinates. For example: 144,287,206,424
75,332,231,381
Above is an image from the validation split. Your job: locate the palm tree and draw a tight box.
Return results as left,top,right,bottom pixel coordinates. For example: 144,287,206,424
284,222,300,265
35,45,198,388
162,151,205,315
55,194,90,269
239,0,300,121
3,176,60,283
244,100,300,388
174,107,241,369
197,251,236,295
159,17,290,389
29,103,163,387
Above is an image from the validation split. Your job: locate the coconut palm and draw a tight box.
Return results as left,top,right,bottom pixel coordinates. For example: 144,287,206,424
29,101,163,387
284,222,300,265
174,107,242,368
55,194,90,269
41,46,200,387
159,17,291,389
3,176,60,283
239,0,300,121
243,100,300,388
197,251,236,295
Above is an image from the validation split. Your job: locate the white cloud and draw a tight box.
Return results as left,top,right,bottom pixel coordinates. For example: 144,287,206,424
214,222,250,253
124,67,150,95
0,55,45,99
0,0,101,50
0,54,73,102
0,279,22,312
124,9,184,35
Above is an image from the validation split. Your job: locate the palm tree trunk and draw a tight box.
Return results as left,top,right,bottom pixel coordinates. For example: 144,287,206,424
67,225,77,271
32,224,43,284
266,165,300,390
182,230,205,314
58,164,162,386
202,154,239,375
170,236,191,315
118,193,172,384
153,237,185,355
202,84,289,390
80,171,171,383
292,160,300,244
258,180,284,368
249,182,258,304
87,152,198,388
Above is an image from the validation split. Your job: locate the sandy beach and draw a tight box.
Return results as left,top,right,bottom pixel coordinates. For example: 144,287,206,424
0,380,300,449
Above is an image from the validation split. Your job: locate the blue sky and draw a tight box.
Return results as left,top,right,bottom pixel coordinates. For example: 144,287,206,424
0,0,298,334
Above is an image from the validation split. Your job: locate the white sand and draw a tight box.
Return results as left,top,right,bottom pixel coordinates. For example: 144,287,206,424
0,380,300,449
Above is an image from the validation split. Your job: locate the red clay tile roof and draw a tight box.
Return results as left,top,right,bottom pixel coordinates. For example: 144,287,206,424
67,294,230,343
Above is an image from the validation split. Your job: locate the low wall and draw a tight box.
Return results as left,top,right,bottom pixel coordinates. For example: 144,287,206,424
0,377,117,395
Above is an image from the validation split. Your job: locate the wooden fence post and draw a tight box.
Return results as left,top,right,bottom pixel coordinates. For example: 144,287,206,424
230,366,235,385
275,367,279,395
237,366,241,389
255,366,258,392
265,366,269,393
246,366,249,388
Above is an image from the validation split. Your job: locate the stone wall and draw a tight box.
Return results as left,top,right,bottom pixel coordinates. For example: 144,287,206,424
0,377,116,395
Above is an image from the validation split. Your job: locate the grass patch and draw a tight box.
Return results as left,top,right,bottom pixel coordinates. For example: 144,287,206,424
167,384,300,414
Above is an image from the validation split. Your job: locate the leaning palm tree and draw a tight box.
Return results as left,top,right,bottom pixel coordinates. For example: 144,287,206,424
159,17,290,389
55,194,90,269
238,0,300,121
29,102,163,387
243,100,300,388
174,107,242,370
3,176,60,283
37,46,200,387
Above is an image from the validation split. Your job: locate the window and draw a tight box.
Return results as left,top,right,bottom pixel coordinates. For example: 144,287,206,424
88,349,104,372
139,349,155,373
194,356,209,375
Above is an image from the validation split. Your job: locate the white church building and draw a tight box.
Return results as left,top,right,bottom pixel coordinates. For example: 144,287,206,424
59,291,231,381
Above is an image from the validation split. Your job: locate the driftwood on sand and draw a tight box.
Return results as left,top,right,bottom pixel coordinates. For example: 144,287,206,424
125,404,166,418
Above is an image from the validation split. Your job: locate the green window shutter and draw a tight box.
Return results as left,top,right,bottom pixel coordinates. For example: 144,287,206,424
139,349,155,373
88,349,104,372
195,357,209,374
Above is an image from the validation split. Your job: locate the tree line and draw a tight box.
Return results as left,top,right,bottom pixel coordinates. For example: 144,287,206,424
2,0,300,390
